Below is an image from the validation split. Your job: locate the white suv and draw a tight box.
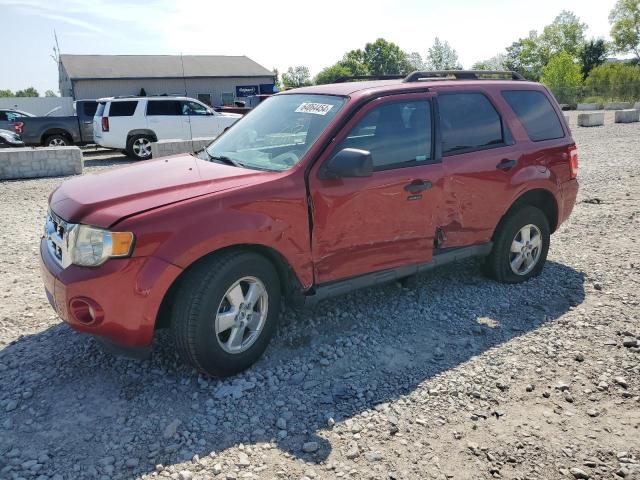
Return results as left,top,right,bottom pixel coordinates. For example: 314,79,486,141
93,96,241,160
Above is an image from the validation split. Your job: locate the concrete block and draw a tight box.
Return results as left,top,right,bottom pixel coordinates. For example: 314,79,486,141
634,101,640,110
577,103,600,111
604,102,633,110
614,109,640,123
0,147,83,180
577,112,604,127
151,137,216,158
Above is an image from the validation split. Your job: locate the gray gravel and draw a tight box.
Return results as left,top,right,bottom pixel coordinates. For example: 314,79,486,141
0,124,639,480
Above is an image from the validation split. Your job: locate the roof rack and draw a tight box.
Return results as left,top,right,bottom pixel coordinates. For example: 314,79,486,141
334,74,405,83
403,70,525,82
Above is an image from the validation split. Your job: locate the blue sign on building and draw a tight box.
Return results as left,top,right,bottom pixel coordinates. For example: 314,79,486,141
236,85,259,97
259,83,277,94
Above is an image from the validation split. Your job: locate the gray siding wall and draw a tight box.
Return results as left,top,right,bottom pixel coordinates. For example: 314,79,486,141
70,77,275,105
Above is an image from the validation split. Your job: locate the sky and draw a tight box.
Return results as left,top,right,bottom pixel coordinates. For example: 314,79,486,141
0,0,619,95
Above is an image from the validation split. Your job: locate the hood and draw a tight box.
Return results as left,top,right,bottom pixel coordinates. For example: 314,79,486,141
50,154,267,227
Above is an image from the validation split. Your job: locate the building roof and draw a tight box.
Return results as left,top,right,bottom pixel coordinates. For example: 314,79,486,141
60,54,274,80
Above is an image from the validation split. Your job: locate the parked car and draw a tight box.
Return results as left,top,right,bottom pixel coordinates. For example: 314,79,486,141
0,108,34,131
0,129,25,148
40,71,579,376
15,100,98,147
93,96,242,160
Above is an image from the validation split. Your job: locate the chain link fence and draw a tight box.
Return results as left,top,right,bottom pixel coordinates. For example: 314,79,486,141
548,83,640,106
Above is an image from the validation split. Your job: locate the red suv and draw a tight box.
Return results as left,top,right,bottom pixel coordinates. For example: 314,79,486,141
40,71,579,376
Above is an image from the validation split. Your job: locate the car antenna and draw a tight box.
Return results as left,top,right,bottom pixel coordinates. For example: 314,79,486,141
181,52,194,145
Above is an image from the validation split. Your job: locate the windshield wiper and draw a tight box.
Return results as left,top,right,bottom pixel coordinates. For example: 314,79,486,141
199,150,243,168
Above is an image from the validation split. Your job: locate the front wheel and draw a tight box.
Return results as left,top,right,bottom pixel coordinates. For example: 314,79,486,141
483,206,550,283
171,252,281,377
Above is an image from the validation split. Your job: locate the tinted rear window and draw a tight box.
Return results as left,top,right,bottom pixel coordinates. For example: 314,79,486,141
109,101,137,117
502,90,564,141
95,102,105,117
438,93,503,155
82,102,98,117
147,100,181,116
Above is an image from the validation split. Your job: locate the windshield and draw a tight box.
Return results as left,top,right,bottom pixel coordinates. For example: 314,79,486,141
205,94,346,172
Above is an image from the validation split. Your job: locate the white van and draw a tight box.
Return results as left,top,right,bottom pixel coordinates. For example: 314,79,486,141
94,96,242,160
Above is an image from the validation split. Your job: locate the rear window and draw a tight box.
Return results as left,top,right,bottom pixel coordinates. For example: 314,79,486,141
147,100,181,116
82,102,98,117
438,93,504,155
108,101,137,117
95,102,105,117
502,90,564,141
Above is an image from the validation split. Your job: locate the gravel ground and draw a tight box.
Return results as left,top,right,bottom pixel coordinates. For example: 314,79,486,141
0,125,639,480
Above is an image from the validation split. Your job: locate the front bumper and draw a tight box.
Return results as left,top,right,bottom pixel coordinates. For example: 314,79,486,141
39,237,182,349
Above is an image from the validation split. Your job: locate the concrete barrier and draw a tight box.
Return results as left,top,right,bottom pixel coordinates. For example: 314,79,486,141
634,101,640,110
577,112,605,127
614,109,640,123
0,147,83,180
604,102,633,110
563,113,570,124
151,137,216,158
577,103,600,111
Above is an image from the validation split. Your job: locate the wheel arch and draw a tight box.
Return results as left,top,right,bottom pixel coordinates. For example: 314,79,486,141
41,129,73,145
155,244,302,330
494,188,559,239
127,129,157,142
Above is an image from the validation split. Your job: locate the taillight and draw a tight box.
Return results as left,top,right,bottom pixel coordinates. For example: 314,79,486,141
569,147,578,179
101,117,109,132
14,122,23,134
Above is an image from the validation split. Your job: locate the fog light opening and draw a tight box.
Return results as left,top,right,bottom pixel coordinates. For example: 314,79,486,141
69,297,104,325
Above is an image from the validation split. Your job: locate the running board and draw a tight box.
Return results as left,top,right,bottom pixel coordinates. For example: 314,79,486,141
303,243,492,307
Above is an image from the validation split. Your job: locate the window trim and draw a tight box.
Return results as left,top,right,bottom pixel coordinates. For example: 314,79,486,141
501,89,566,143
145,99,182,116
330,96,438,173
436,90,512,157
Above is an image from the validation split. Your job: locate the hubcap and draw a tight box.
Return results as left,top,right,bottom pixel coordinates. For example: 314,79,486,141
509,224,542,276
49,138,66,147
214,276,268,354
132,138,151,158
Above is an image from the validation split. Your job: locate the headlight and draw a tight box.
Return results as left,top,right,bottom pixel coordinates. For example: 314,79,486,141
70,225,134,267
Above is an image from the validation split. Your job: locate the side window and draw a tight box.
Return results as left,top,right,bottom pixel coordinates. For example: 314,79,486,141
502,90,564,141
182,101,209,116
438,93,503,155
82,102,98,117
109,101,138,117
0,112,8,121
146,100,181,116
336,100,432,171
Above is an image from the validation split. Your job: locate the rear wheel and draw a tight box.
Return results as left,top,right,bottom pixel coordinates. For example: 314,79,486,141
483,206,550,283
44,134,70,147
126,135,153,160
171,252,281,377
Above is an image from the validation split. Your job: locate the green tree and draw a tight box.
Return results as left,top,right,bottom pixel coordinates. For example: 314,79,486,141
407,52,425,71
14,87,39,97
504,32,544,80
472,53,506,71
282,66,311,88
361,38,412,75
609,0,640,61
585,62,640,101
314,63,353,84
44,89,58,97
541,52,583,103
579,39,608,78
425,37,461,70
272,68,282,90
0,89,13,97
540,10,588,58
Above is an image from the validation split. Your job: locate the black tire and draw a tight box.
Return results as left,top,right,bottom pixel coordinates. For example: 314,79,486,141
171,251,281,377
126,134,153,160
483,206,550,284
44,134,70,147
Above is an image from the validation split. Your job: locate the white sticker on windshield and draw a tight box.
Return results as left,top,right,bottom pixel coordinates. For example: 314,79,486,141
295,102,334,115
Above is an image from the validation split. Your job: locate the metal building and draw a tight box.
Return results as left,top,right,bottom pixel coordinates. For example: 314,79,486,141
58,54,276,106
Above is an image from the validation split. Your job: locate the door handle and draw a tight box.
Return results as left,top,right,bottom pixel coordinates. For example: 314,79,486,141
496,159,517,171
404,180,433,193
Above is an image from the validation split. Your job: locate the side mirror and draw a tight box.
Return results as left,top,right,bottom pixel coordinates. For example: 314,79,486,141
320,148,373,179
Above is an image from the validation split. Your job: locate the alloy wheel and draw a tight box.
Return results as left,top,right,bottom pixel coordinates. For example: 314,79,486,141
509,224,543,275
132,138,151,158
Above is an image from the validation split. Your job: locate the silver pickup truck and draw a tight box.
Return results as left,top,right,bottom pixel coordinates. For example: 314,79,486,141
15,100,97,146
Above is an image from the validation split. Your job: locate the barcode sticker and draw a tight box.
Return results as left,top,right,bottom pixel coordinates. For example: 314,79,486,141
295,102,334,115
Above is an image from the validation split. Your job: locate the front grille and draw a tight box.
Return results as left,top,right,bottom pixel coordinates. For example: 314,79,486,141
44,210,73,268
